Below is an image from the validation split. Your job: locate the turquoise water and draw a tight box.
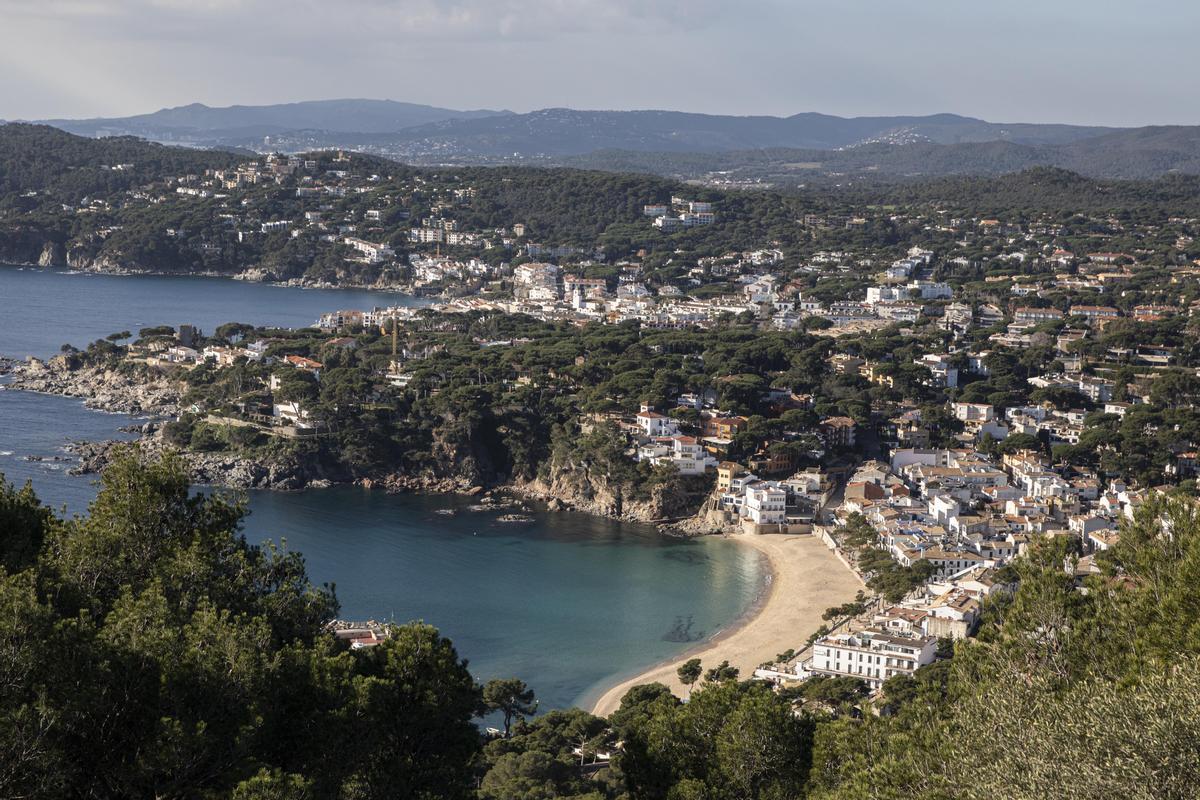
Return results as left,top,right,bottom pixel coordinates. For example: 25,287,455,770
0,267,765,710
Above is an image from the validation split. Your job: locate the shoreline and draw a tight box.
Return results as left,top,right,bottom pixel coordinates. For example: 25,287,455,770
0,260,430,295
0,385,677,516
573,534,775,712
585,532,865,718
2,382,866,717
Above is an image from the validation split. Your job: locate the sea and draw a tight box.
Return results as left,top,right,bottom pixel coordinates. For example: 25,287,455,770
0,265,765,711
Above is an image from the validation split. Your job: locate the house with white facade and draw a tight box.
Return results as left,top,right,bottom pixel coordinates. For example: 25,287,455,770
635,410,679,438
807,629,937,688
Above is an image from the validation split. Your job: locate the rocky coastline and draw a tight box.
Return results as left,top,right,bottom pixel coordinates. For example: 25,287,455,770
67,436,333,492
4,250,423,293
4,354,715,530
1,357,182,417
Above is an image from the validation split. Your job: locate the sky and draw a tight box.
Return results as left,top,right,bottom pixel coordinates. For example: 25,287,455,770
1,0,1197,126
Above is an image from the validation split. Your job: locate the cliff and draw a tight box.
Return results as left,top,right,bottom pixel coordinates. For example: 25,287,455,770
4,356,716,527
70,436,335,491
513,458,714,524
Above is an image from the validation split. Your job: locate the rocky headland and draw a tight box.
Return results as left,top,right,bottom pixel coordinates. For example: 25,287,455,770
3,353,717,529
2,356,182,416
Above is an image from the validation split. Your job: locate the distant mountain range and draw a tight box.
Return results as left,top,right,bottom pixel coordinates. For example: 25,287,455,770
341,108,1118,154
17,99,1200,180
561,126,1200,183
35,99,509,144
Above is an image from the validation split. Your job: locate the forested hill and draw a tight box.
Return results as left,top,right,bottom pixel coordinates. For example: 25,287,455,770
41,98,509,139
563,126,1200,184
27,101,1200,179
4,124,1200,286
829,167,1200,217
0,123,242,201
35,105,1116,152
2,124,806,281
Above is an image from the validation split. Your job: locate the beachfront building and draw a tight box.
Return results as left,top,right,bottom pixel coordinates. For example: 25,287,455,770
806,629,937,688
744,483,787,526
343,237,395,263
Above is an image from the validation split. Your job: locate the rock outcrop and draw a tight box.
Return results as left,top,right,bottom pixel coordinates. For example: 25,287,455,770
38,241,63,266
3,357,181,416
70,437,330,492
513,461,713,525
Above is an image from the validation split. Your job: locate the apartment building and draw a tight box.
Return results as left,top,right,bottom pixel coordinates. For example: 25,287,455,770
808,629,937,688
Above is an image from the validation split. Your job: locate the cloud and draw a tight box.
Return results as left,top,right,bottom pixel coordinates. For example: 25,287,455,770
2,0,1197,124
4,0,728,43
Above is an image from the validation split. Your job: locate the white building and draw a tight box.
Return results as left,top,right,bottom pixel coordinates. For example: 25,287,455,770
635,411,678,438
273,400,316,430
808,629,937,688
343,237,395,263
744,483,787,525
865,285,907,306
907,280,953,300
513,262,560,292
915,354,959,388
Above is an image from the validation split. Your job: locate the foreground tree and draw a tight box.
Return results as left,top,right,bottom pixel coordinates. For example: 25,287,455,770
676,658,703,697
704,660,740,683
0,449,482,800
811,496,1200,800
483,677,539,737
618,680,813,800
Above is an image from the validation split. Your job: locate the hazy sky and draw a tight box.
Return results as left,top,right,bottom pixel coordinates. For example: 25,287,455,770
2,0,1197,125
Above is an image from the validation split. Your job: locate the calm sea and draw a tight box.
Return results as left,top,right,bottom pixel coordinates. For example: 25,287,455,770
0,265,764,710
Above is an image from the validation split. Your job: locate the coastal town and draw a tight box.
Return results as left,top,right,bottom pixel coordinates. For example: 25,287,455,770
5,118,1200,799
9,0,1200,790
8,156,1200,709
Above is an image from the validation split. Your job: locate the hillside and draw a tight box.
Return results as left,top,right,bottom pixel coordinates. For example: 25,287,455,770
31,101,1200,179
0,124,741,281
230,108,1115,161
38,99,509,142
563,126,1200,182
35,105,1116,153
5,124,1200,289
377,109,1114,156
0,123,241,201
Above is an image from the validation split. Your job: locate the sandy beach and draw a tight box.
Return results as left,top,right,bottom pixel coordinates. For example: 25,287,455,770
589,532,864,717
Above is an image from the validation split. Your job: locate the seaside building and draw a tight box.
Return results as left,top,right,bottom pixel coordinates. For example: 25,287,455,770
806,629,937,688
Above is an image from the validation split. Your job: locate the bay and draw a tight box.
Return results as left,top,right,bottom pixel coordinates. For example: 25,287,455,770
0,264,424,359
0,266,765,711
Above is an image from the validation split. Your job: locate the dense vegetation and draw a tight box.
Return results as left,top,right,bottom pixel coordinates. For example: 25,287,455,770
564,131,1200,184
0,123,240,200
5,125,1200,295
805,494,1200,800
841,166,1200,216
0,124,823,283
68,292,1200,496
0,451,481,798
118,314,853,498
